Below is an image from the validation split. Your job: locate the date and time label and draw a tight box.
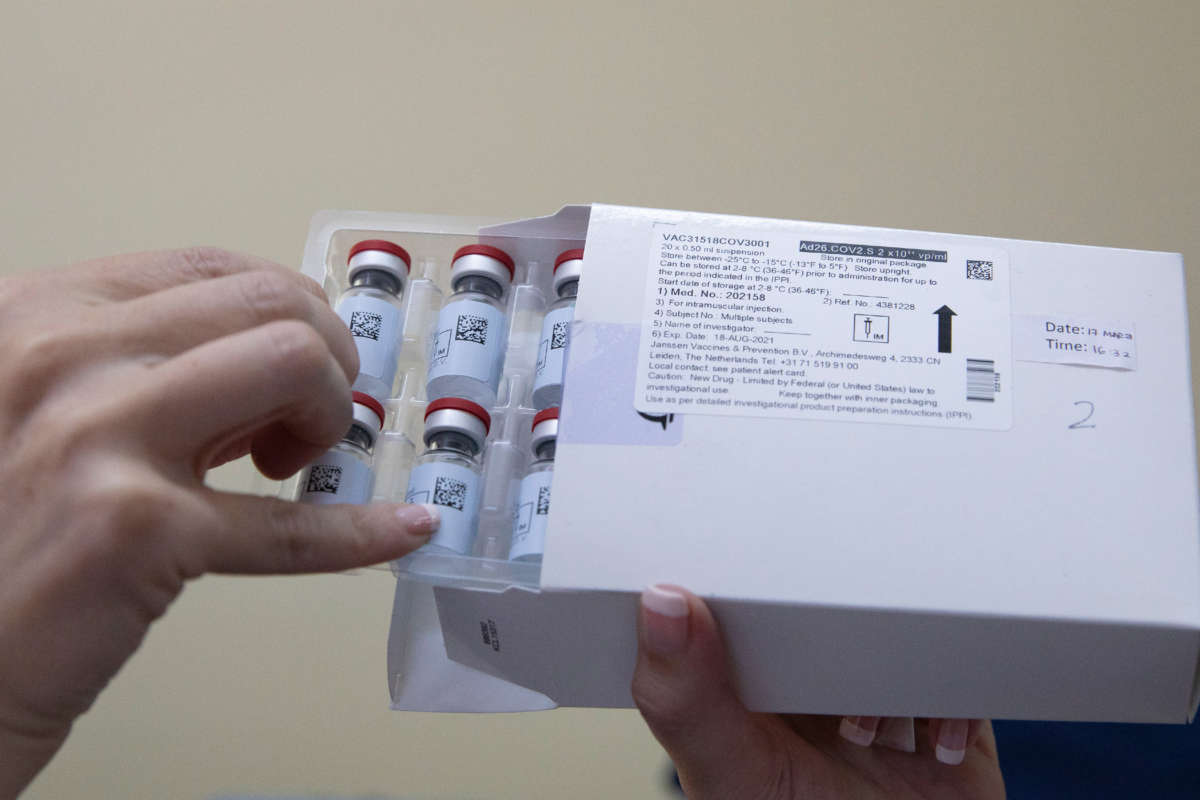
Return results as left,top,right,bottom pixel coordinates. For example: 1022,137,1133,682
1013,314,1136,370
633,225,1016,430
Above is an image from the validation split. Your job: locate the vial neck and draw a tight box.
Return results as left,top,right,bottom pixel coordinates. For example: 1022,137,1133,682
350,269,403,296
426,430,480,457
534,441,556,460
452,274,504,300
557,279,579,299
343,423,375,454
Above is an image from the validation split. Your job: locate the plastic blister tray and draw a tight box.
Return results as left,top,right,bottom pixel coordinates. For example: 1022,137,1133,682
291,210,586,591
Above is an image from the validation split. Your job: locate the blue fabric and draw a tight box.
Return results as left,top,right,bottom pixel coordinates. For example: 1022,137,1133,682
994,719,1200,798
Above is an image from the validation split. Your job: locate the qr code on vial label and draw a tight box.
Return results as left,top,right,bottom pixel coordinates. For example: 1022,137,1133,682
536,486,551,515
349,310,383,341
966,260,993,281
550,321,568,350
433,476,467,511
305,465,342,494
455,314,488,345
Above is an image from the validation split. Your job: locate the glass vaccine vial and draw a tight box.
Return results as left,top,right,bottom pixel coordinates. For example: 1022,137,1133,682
531,248,582,410
425,244,514,408
508,407,558,563
335,239,410,404
404,397,491,555
298,392,385,505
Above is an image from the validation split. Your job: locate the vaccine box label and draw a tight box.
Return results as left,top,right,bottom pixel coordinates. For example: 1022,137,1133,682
633,224,1013,430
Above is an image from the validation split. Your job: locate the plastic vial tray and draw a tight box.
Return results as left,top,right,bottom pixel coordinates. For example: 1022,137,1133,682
292,209,587,592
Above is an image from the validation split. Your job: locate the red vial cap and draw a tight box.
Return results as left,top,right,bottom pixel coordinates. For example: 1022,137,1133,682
348,239,411,269
352,391,386,428
425,396,492,434
532,407,560,429
554,248,585,272
452,244,515,279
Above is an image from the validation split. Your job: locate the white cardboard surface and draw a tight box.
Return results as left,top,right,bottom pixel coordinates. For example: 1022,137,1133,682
550,207,1200,625
381,204,1200,721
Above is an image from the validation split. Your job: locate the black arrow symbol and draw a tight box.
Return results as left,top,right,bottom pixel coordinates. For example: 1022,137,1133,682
638,410,676,430
934,305,957,353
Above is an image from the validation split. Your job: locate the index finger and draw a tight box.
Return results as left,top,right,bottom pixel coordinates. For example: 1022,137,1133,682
196,492,439,575
69,246,328,304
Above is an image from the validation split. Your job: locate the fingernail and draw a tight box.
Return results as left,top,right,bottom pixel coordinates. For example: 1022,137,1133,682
396,503,440,538
936,719,969,765
875,716,917,753
838,716,880,747
640,584,689,656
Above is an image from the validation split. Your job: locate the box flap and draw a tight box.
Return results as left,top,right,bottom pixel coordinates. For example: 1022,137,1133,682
434,586,637,708
477,205,590,278
387,579,555,712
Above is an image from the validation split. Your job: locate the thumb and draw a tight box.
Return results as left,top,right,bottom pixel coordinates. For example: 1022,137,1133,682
631,585,785,799
196,491,440,574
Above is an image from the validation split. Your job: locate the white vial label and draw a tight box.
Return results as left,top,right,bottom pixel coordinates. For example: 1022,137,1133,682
426,298,507,394
405,461,482,555
532,304,573,405
298,449,374,505
336,293,403,398
509,468,553,561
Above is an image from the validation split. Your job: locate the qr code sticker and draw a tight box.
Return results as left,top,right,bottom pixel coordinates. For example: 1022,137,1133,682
433,476,467,511
536,485,551,515
349,310,383,340
455,314,488,345
305,465,342,494
966,260,993,281
550,320,568,350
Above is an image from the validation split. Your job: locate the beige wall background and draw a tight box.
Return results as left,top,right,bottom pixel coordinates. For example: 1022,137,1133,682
2,1,1196,798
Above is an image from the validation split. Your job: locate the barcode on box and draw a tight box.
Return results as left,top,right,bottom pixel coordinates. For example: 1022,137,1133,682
967,358,999,402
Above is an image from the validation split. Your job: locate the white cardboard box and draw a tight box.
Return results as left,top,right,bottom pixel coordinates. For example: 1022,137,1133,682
304,204,1200,722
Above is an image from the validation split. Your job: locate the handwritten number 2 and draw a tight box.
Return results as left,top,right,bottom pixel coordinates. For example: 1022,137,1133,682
1069,401,1096,429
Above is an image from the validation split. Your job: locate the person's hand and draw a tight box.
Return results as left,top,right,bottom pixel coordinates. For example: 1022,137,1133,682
0,248,439,798
632,586,1006,799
